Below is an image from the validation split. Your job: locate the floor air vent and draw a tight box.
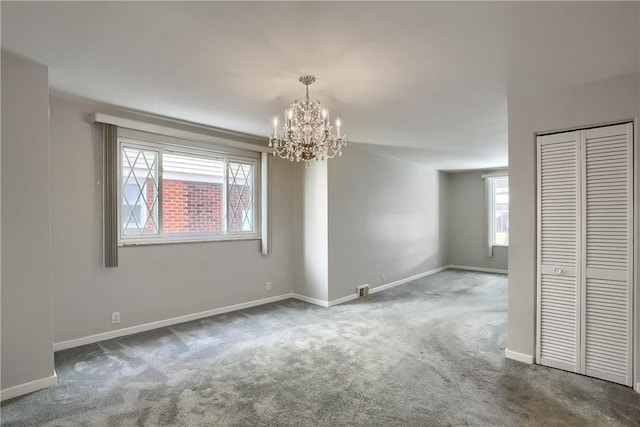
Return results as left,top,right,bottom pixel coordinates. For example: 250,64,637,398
358,285,369,297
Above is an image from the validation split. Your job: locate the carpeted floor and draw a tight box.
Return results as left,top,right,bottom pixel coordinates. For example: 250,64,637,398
1,269,639,426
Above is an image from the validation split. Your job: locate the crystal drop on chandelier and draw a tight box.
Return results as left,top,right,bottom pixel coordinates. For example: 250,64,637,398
268,75,346,164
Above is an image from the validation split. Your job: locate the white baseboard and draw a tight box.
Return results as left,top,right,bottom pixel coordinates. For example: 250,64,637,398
287,293,360,308
322,266,450,306
1,372,57,401
292,291,360,308
328,293,360,307
291,293,329,308
369,266,449,294
53,266,460,352
448,264,508,275
504,349,534,364
53,293,296,351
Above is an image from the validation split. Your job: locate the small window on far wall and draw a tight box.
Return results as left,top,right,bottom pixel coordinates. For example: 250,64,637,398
489,176,509,246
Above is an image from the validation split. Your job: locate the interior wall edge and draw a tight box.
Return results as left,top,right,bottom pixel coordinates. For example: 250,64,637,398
504,349,534,364
0,372,57,402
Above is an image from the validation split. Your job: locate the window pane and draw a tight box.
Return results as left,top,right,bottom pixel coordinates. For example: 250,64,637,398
227,161,254,233
494,177,509,245
121,147,159,235
119,137,260,243
162,152,225,235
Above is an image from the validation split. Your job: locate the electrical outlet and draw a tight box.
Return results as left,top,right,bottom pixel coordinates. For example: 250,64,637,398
266,282,272,291
111,312,120,324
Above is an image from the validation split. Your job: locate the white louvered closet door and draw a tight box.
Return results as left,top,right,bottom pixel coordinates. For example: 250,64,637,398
581,123,633,386
537,123,634,387
536,130,581,372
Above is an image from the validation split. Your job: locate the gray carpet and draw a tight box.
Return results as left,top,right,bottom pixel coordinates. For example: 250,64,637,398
2,269,639,426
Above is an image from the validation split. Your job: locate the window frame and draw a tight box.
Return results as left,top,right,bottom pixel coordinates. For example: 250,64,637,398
486,174,509,248
121,181,150,232
116,133,261,246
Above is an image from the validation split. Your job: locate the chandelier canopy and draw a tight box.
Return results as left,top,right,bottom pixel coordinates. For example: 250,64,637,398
269,75,346,163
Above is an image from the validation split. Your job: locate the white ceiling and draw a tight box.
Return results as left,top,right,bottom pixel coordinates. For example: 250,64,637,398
2,2,638,169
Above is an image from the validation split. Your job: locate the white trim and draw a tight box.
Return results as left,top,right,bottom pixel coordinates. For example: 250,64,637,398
536,119,635,137
369,266,449,294
53,266,501,352
291,293,329,308
91,113,270,153
1,372,58,401
504,349,534,364
53,293,296,351
485,177,494,258
448,265,508,275
296,267,450,307
485,175,509,251
328,293,360,307
634,119,638,396
481,170,508,179
260,153,270,255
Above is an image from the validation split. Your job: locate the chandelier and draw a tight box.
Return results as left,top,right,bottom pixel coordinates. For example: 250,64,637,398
269,75,346,163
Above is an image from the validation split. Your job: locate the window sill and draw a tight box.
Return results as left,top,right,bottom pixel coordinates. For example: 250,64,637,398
492,244,509,248
119,235,260,247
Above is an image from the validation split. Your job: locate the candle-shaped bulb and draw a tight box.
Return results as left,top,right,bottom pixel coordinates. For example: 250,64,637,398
336,117,341,137
322,109,327,119
288,109,293,120
273,117,278,137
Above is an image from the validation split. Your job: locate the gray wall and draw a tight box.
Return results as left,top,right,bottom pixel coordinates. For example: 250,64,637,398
296,161,329,301
327,146,448,301
507,70,640,382
1,51,56,390
446,170,508,271
48,96,300,344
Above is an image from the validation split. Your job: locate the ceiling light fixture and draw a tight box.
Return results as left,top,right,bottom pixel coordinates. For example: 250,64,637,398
269,75,346,164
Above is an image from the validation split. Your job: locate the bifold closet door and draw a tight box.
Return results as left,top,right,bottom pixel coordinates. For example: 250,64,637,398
537,123,634,387
536,130,581,372
581,123,633,386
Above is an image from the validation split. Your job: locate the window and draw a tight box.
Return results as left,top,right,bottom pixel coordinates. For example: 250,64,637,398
122,182,149,232
118,137,259,245
488,176,509,246
121,147,159,235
